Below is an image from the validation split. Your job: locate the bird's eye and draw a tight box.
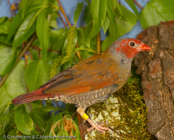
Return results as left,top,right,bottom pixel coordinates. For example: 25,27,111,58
129,41,135,47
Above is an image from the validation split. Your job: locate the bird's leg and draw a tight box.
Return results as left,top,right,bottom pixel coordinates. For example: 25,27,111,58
77,107,110,133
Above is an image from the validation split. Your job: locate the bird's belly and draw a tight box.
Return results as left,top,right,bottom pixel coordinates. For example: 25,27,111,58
58,85,117,108
42,70,129,107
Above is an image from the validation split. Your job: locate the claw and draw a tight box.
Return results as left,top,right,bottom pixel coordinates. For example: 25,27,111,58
87,118,111,133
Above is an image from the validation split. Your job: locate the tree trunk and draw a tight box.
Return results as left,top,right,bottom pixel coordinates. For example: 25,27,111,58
134,21,174,140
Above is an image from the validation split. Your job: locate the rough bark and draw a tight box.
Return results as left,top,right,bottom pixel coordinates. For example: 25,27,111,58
134,21,174,140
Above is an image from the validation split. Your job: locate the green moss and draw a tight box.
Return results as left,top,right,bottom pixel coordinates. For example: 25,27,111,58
86,80,151,140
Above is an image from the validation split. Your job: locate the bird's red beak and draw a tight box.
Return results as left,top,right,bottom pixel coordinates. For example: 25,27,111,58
137,43,151,51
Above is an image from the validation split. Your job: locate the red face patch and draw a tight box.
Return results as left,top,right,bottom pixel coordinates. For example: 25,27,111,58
116,45,138,59
115,39,142,59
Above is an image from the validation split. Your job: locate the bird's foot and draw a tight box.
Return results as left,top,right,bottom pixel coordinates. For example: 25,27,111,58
77,108,110,134
87,118,110,134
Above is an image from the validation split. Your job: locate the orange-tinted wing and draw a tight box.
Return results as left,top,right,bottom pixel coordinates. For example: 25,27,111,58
43,53,119,95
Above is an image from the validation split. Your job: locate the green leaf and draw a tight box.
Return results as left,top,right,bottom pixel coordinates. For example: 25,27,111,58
90,0,107,25
72,120,81,140
21,0,29,18
25,60,50,91
116,5,137,38
89,0,107,39
0,17,6,24
28,0,50,5
65,104,76,113
0,17,11,35
109,0,123,15
49,28,68,50
74,2,84,25
44,113,63,135
102,16,110,33
49,12,59,29
30,106,63,115
13,12,36,49
0,104,16,136
140,0,174,29
0,60,26,108
84,1,92,24
126,0,140,18
0,44,17,75
57,124,70,138
0,35,12,46
85,21,93,39
15,105,33,135
30,114,45,129
102,1,117,51
7,11,23,41
36,11,49,59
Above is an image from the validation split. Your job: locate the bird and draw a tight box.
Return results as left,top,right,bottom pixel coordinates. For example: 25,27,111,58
12,38,151,133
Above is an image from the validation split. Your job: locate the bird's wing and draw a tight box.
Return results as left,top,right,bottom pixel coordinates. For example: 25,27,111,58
43,53,119,95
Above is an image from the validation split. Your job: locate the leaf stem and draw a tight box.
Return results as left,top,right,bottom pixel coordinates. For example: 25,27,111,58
28,50,33,60
0,35,36,87
76,44,82,61
57,0,71,27
6,0,16,16
58,11,67,28
96,32,101,54
132,0,143,10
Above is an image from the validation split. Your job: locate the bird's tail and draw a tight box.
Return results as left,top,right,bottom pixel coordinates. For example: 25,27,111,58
12,88,54,105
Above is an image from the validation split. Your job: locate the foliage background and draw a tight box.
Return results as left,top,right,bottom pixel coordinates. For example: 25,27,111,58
0,0,174,139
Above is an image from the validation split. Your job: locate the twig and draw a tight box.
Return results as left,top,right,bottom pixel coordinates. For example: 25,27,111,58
72,111,77,120
57,0,71,27
24,53,28,67
58,11,67,28
28,50,33,60
0,35,36,87
38,50,41,59
132,0,143,10
6,0,15,16
6,0,13,17
96,32,101,54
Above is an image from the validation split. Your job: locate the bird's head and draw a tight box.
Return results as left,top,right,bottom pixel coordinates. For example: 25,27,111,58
114,38,151,59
